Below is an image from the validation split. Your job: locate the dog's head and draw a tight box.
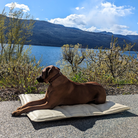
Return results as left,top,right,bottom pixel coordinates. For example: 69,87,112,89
36,65,60,83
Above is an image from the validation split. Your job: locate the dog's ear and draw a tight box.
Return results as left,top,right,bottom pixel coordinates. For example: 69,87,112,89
45,66,53,78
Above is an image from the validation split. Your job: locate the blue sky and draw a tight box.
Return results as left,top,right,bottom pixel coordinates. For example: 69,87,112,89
0,0,138,35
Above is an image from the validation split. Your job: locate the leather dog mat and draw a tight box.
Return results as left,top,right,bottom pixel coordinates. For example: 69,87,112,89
19,94,130,122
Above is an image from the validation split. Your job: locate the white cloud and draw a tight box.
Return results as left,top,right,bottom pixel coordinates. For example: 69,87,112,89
36,18,39,20
101,2,134,16
75,7,79,10
85,1,134,28
49,14,86,29
5,2,30,12
82,24,138,35
83,26,97,32
94,24,138,35
75,7,84,10
48,1,137,35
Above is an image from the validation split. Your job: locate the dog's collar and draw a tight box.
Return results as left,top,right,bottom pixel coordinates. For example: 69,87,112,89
49,72,62,83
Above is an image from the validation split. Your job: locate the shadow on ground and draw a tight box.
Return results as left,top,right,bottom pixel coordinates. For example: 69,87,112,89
24,111,137,131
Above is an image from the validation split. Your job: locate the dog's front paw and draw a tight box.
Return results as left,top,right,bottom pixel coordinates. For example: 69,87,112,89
12,110,21,117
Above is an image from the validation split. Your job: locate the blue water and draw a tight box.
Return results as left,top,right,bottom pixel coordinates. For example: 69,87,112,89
28,45,62,67
25,45,138,67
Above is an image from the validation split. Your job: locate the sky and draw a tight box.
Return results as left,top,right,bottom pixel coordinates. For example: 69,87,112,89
0,0,138,35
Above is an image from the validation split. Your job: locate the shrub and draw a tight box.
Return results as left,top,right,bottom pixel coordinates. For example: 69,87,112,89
59,43,86,72
58,37,138,85
71,71,87,83
0,55,43,93
0,6,34,63
0,5,43,93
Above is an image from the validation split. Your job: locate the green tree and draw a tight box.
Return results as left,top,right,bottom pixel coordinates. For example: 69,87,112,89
61,43,86,73
0,4,34,62
85,36,136,84
0,9,7,57
57,37,138,85
0,5,43,93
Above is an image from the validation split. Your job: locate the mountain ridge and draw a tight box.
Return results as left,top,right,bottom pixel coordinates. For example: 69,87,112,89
1,15,138,50
28,19,138,50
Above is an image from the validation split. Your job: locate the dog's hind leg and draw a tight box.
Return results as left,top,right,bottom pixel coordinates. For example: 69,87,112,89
93,93,106,104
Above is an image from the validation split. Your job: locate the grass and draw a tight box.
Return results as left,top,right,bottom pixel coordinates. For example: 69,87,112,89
39,91,45,94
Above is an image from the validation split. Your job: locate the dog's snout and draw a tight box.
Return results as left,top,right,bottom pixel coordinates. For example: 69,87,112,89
36,76,44,83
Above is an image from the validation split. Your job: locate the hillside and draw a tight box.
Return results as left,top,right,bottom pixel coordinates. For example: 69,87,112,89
27,20,138,50
1,15,138,50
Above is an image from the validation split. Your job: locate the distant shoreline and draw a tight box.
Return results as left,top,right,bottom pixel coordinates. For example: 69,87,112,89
1,43,138,51
25,44,138,51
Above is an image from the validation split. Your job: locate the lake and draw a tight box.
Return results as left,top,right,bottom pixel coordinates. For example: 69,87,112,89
25,45,138,67
28,45,62,67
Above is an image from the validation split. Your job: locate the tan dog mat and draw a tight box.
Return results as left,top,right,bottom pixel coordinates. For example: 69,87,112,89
19,94,130,122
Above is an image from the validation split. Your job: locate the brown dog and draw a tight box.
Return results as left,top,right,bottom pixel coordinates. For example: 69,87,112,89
12,65,106,116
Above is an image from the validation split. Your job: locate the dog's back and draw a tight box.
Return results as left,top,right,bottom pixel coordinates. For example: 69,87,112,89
54,77,106,105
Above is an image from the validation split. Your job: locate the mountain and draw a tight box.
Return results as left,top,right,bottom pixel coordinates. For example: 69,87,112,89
1,15,138,50
127,35,138,41
27,20,138,50
100,31,138,42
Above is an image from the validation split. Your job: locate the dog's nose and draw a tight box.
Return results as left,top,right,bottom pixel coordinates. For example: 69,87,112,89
36,76,44,83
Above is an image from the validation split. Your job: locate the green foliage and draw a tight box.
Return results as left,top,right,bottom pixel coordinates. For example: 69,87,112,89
39,91,45,94
0,55,43,92
0,6,35,62
25,86,37,94
61,43,86,72
71,72,87,83
58,37,138,85
0,6,43,93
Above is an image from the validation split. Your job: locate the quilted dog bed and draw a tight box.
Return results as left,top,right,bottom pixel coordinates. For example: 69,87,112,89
19,94,130,122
